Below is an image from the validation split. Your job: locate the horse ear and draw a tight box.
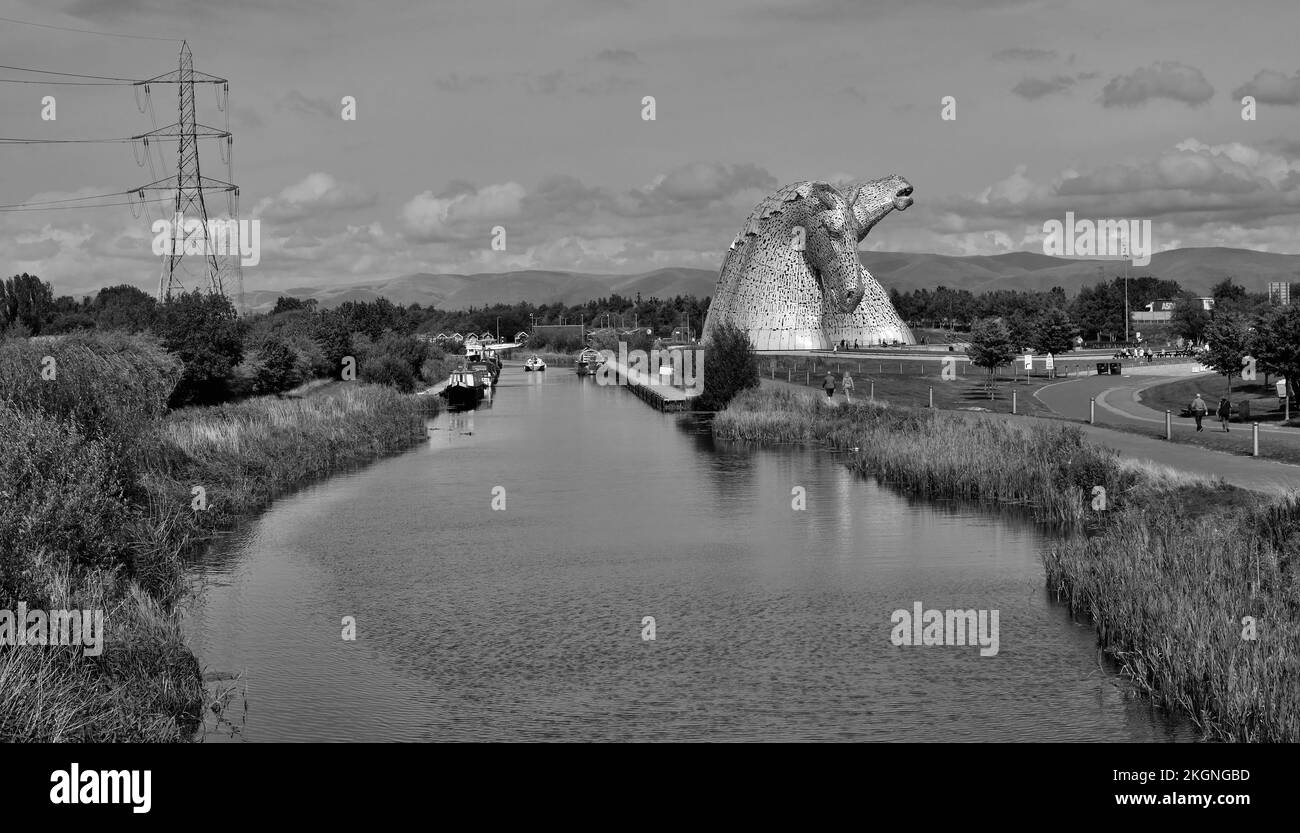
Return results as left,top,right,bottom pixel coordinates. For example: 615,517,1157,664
804,181,842,210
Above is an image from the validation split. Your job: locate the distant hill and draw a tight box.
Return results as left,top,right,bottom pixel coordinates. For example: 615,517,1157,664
241,267,719,314
861,246,1300,295
240,247,1300,313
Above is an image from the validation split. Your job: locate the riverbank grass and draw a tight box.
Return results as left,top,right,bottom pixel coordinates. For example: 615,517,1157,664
1,333,437,741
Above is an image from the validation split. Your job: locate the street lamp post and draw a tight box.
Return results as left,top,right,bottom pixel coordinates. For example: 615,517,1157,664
1122,242,1130,343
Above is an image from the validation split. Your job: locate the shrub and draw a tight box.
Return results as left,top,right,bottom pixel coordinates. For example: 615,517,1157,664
695,318,758,410
154,291,245,407
0,331,181,446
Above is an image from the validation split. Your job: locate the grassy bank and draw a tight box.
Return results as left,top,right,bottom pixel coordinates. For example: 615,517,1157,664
713,386,1295,740
713,386,1149,523
0,334,436,741
760,355,1063,417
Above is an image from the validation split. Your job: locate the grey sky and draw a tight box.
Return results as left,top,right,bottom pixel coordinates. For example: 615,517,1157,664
3,0,1300,297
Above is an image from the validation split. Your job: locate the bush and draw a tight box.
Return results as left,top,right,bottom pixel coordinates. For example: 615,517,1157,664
153,291,245,407
356,331,428,391
695,318,758,410
0,331,181,446
0,404,136,601
251,336,301,395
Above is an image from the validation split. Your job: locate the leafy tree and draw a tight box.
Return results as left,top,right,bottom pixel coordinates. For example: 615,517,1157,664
696,318,758,410
361,355,417,392
1005,314,1035,352
1170,292,1211,345
1201,312,1255,395
354,331,429,392
1210,278,1246,306
271,295,317,315
91,284,156,333
0,273,54,335
251,336,301,395
1030,307,1077,355
310,312,354,378
154,291,245,407
1253,306,1300,407
1068,282,1123,341
967,318,1017,378
44,311,97,334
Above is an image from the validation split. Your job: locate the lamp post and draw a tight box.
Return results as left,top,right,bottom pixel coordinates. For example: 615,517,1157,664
1122,242,1130,343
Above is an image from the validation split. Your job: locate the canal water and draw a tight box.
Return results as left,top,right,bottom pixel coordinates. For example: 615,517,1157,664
184,367,1192,741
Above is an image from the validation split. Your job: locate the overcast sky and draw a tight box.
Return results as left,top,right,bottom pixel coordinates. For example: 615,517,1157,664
3,0,1300,298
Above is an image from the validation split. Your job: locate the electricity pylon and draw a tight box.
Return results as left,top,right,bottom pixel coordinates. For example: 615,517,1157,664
130,41,240,305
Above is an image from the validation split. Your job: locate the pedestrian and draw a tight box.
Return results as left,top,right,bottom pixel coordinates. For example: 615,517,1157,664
842,371,854,403
823,371,836,399
1190,393,1208,431
1217,397,1231,432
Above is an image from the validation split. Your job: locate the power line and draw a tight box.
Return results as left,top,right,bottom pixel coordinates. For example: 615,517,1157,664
0,63,138,81
0,137,137,144
0,190,132,209
1,132,229,144
0,14,181,42
0,200,142,212
0,77,132,85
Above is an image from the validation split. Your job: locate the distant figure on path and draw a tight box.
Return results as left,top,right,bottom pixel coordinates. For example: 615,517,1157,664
1217,397,1231,432
842,371,854,403
823,372,836,399
1191,394,1208,432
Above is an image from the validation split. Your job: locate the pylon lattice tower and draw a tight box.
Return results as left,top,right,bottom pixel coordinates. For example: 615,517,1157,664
130,41,240,305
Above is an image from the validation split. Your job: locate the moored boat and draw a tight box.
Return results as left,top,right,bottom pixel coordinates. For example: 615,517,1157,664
439,367,484,410
575,348,603,376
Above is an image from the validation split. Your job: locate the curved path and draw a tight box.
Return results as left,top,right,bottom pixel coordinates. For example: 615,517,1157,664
761,375,1300,495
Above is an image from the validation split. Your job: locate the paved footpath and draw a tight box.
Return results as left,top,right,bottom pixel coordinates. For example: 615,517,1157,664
761,376,1300,495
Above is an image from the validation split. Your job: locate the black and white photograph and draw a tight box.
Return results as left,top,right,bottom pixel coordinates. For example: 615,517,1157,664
0,0,1293,808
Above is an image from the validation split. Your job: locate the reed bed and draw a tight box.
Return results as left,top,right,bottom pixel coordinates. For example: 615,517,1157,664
0,332,181,445
0,573,204,742
140,384,433,533
1045,508,1300,742
713,386,1137,524
714,384,1298,740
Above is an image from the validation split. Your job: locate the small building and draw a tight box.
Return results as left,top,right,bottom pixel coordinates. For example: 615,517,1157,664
1130,297,1214,324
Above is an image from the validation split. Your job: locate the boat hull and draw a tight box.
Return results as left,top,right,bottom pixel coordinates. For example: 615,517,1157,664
440,384,483,410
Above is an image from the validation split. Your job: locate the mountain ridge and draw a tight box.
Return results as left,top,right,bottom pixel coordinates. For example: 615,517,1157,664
237,248,1300,313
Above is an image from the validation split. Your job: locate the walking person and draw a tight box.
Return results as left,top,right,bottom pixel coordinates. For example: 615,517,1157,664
822,371,836,399
842,371,854,403
1217,397,1231,432
1190,393,1208,432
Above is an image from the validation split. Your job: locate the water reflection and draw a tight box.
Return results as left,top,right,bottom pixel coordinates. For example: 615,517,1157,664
185,367,1192,742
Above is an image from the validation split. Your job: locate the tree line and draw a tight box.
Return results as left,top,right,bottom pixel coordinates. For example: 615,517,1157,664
0,275,716,407
890,276,1291,344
